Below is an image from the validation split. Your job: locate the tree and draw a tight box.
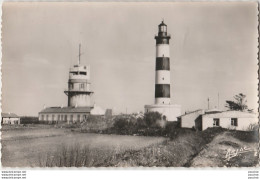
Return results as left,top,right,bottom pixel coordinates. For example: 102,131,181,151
225,93,253,112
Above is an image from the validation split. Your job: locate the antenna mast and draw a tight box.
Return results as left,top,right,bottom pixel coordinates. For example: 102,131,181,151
218,93,219,109
208,97,210,109
78,44,81,66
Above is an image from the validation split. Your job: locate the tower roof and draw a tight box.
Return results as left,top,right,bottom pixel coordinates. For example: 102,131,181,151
159,21,167,26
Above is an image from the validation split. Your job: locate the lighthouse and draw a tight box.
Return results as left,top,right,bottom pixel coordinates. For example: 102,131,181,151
64,44,94,107
145,21,181,121
155,21,171,105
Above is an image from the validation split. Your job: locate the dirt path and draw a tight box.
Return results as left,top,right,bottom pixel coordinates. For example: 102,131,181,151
189,131,258,167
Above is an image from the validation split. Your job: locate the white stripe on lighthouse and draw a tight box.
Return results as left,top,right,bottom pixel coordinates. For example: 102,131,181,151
155,70,170,84
156,44,170,57
155,98,171,105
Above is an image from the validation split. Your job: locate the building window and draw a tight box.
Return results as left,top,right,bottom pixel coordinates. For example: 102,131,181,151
41,115,44,121
80,83,84,89
231,118,238,126
46,115,49,121
77,114,80,122
61,115,63,121
213,118,220,126
70,83,74,90
70,114,73,121
52,115,55,121
58,115,60,121
79,72,87,75
64,115,67,122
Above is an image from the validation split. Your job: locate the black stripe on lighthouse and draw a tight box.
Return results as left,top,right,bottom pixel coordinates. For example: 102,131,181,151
155,84,170,98
156,57,170,70
155,36,171,44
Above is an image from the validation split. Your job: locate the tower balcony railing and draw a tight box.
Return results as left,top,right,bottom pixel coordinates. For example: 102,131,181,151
69,74,89,80
64,89,94,96
155,33,171,38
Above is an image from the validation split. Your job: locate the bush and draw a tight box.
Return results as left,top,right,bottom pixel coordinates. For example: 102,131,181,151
227,130,259,143
143,112,162,128
201,127,227,143
20,116,39,124
168,128,195,140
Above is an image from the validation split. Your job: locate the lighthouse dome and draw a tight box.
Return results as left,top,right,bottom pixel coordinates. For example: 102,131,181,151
159,21,167,26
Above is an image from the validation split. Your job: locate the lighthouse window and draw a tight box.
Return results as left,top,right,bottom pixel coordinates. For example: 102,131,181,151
160,26,167,32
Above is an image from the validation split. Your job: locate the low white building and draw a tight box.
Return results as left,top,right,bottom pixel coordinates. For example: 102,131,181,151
90,104,105,115
178,109,205,129
39,106,92,123
1,113,20,125
178,110,258,131
202,111,258,131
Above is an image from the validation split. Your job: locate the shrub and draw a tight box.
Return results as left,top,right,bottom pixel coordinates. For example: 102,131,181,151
20,116,39,124
113,118,129,131
143,111,162,128
247,123,259,131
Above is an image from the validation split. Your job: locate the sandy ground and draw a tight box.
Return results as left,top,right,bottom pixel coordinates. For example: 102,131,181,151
1,126,166,167
190,131,258,167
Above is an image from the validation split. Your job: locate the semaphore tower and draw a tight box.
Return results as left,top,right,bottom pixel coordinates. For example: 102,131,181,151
64,44,94,107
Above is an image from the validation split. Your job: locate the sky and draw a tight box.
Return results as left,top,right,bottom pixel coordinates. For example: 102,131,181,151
2,2,258,116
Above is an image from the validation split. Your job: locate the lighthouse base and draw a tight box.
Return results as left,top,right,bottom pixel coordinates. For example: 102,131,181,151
144,104,181,121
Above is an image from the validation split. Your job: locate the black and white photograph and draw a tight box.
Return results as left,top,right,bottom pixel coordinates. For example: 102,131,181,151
1,1,259,169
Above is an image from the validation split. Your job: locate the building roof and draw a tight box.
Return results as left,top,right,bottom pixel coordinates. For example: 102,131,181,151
39,106,93,114
205,108,222,114
2,113,19,118
178,109,204,118
203,110,257,118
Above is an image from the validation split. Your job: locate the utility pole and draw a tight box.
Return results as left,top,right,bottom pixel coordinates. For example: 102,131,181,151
218,93,219,109
208,97,210,110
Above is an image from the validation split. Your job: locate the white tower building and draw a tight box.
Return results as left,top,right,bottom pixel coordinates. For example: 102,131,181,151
144,21,181,121
64,44,94,107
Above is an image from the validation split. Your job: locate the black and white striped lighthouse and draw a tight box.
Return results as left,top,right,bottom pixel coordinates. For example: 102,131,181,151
155,21,171,105
145,21,181,121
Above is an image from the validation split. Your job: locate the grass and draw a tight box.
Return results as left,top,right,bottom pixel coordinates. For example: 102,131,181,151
38,132,206,167
1,126,165,167
2,125,258,167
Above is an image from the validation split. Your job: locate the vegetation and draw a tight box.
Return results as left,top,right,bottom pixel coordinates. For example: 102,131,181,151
225,93,253,112
20,116,39,124
38,126,259,167
99,112,179,137
38,130,205,167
